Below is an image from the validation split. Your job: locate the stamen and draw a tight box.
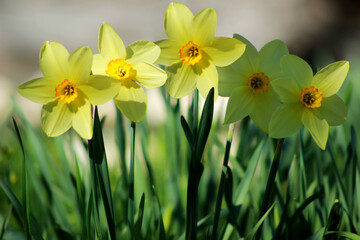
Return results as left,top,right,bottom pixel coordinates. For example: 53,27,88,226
300,86,323,108
55,79,78,104
179,41,202,66
106,59,135,82
248,73,269,94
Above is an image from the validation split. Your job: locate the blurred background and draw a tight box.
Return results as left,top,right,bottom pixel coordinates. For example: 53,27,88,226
0,0,360,146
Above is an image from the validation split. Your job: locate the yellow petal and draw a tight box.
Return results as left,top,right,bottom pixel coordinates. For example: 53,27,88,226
195,61,218,99
313,94,347,126
224,86,255,124
166,62,197,98
302,109,329,150
269,102,304,138
133,62,167,89
280,55,313,89
126,40,161,65
39,41,69,79
312,61,349,97
156,39,183,66
78,75,121,105
259,40,289,77
18,77,58,104
271,77,301,103
250,89,281,134
203,37,246,67
70,95,93,139
68,46,92,84
92,54,108,76
41,100,73,137
114,81,147,122
99,22,126,60
165,2,193,41
191,8,216,46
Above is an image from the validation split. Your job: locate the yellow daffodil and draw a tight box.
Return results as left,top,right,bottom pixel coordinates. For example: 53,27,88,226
92,22,167,122
269,55,349,149
18,41,120,139
156,2,245,99
218,35,289,133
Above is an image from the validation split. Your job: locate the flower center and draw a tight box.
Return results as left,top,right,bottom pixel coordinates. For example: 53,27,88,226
55,79,78,104
106,59,135,82
300,86,323,108
248,72,270,94
179,41,202,66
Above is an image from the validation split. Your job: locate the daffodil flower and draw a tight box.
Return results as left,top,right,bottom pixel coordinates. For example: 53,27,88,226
218,35,289,133
269,55,349,149
92,22,167,122
156,2,245,99
18,41,120,139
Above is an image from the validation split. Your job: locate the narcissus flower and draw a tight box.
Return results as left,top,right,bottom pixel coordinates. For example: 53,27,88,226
218,35,289,133
18,41,120,139
156,2,245,99
92,22,167,122
269,55,349,150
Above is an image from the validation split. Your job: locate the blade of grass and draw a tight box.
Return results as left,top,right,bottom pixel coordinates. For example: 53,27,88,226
245,202,276,240
128,121,136,239
0,205,12,240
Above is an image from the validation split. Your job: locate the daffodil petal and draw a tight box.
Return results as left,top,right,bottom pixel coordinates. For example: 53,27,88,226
280,55,313,89
92,54,108,76
68,47,92,84
303,109,329,150
41,100,72,137
203,37,246,67
259,40,289,77
195,61,218,99
165,2,193,41
133,62,167,89
313,94,347,126
233,34,259,71
218,65,248,97
269,102,304,138
114,82,147,122
71,96,93,139
126,40,161,65
39,41,69,79
18,77,58,104
156,39,183,66
250,89,280,133
271,77,301,103
224,86,255,124
99,22,126,60
78,75,120,105
191,8,216,46
312,61,349,97
166,62,196,98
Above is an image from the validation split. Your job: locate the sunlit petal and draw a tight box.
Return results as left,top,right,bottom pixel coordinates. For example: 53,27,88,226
99,22,126,60
156,39,183,66
165,2,193,41
191,8,216,46
39,41,69,79
166,62,196,98
92,54,108,76
126,40,161,65
68,47,92,84
18,77,58,104
195,61,218,99
71,94,93,139
41,100,72,137
133,62,167,89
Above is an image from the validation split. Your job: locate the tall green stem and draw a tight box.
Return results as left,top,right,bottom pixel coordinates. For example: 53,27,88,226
255,138,285,240
212,124,234,240
128,121,136,238
193,89,199,134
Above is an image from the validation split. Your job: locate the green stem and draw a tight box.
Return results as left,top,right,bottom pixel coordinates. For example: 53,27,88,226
128,121,136,238
212,124,234,240
193,89,199,134
255,138,285,240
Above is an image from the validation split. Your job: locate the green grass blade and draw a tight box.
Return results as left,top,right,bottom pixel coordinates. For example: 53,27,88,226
181,116,194,148
135,193,145,233
0,205,12,240
324,231,360,240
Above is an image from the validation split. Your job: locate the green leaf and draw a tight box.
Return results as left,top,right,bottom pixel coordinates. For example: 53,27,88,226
135,193,146,233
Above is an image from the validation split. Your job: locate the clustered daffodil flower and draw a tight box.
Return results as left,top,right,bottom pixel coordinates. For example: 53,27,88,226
269,55,349,149
218,35,289,133
92,22,167,122
18,41,120,139
156,2,246,99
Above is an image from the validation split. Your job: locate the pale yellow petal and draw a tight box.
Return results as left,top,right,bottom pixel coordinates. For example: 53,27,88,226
195,61,218,99
191,8,216,46
92,54,108,76
166,62,197,98
165,2,193,41
224,86,254,124
68,47,92,84
133,62,167,89
303,109,329,150
218,65,248,97
41,100,73,137
39,41,69,79
203,37,246,67
259,40,289,77
271,77,302,103
114,81,147,122
312,61,349,97
99,22,126,60
18,77,58,104
280,55,313,89
313,94,347,126
78,75,121,105
70,95,93,139
156,39,183,66
126,40,161,65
